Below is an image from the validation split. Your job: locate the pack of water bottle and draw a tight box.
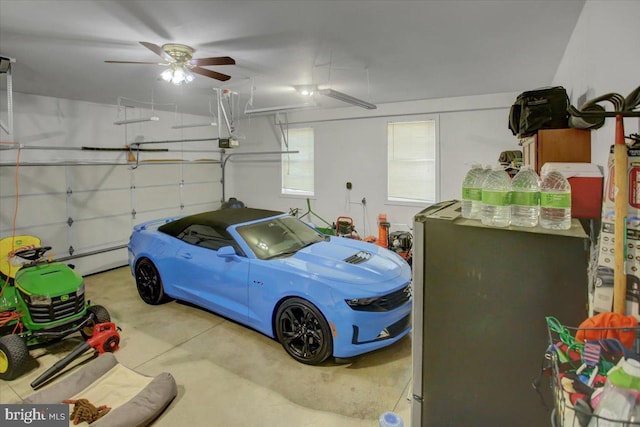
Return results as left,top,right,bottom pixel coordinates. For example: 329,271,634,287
461,163,572,229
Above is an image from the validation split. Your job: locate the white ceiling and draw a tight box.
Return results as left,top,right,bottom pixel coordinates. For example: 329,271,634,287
0,0,586,117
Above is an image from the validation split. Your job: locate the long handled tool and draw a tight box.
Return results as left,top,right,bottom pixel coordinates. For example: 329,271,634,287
31,322,120,389
613,114,627,314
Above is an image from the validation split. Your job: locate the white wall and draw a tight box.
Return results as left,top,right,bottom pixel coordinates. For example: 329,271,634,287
553,0,640,169
227,92,519,236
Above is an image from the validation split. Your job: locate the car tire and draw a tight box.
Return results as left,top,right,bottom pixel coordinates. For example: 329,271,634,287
0,334,30,381
80,305,111,339
135,258,170,305
275,297,333,365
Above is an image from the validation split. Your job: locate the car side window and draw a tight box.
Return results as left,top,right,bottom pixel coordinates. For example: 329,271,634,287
177,224,241,254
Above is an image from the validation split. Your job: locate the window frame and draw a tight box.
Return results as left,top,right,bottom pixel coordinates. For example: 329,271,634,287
386,115,439,205
281,127,315,198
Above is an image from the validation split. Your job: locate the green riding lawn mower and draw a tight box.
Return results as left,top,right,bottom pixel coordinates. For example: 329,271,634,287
0,235,111,380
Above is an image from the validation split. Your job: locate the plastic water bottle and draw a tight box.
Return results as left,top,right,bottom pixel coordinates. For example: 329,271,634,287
510,165,540,227
540,170,572,230
461,163,484,219
589,358,640,427
471,166,492,219
481,166,512,227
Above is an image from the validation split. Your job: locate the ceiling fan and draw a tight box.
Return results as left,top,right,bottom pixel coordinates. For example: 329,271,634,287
105,41,235,83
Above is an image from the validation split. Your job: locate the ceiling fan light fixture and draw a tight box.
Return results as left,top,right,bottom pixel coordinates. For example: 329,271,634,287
160,63,195,86
107,41,234,83
160,68,173,82
171,67,186,85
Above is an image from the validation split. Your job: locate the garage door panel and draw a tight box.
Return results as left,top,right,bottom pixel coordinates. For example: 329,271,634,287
0,166,66,196
67,165,130,191
182,163,220,182
133,165,181,187
1,162,221,276
0,194,68,230
135,185,180,211
70,189,130,220
70,214,131,252
72,248,129,276
133,208,183,227
182,182,220,205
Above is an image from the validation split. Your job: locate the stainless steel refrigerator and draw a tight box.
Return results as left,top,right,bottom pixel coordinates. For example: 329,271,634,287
411,200,589,427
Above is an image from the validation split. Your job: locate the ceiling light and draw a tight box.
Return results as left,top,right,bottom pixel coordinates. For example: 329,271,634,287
319,88,377,110
171,122,217,129
113,116,160,125
295,85,317,97
160,68,173,82
161,63,195,86
244,103,317,115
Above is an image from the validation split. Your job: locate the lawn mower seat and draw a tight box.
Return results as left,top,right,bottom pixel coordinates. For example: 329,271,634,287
0,235,42,282
24,353,177,427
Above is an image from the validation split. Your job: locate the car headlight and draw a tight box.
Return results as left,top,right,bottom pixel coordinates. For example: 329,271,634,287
345,297,379,307
76,282,85,297
29,295,52,306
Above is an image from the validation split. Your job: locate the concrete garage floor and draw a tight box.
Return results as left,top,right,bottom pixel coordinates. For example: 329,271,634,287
1,266,412,426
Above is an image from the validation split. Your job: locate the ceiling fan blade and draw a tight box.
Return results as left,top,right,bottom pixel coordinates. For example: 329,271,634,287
190,56,236,67
191,66,231,81
139,41,174,62
105,60,163,65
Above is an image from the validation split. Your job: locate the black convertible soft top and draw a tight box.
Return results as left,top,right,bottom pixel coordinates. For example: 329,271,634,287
158,208,284,238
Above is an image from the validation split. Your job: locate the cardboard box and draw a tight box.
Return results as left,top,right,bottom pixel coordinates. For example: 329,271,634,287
540,162,603,219
593,146,640,320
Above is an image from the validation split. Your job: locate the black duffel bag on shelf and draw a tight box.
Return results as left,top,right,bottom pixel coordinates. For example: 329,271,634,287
509,86,570,137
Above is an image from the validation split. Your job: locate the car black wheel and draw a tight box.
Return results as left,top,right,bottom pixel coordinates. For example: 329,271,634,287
80,305,111,339
135,258,169,305
0,334,29,381
275,298,333,365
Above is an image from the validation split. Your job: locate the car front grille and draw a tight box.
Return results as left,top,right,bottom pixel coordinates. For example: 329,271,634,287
22,291,85,324
351,312,412,344
387,313,412,337
349,283,412,312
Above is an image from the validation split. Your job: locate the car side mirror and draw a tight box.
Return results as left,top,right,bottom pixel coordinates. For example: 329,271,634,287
217,246,237,258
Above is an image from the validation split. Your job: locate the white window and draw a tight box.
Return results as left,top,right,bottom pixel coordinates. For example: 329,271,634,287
388,119,437,203
282,127,314,196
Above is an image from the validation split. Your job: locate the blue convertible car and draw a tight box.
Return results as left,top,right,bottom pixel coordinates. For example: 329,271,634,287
128,208,412,364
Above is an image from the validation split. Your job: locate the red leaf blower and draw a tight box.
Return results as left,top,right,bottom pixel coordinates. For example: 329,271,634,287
31,322,121,389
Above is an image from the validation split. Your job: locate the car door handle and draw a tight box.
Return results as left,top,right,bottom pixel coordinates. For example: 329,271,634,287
181,252,192,260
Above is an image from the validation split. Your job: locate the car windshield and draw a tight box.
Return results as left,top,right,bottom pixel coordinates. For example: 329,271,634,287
236,216,327,260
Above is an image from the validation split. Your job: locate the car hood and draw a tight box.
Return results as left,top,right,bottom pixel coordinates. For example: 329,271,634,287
275,239,409,287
